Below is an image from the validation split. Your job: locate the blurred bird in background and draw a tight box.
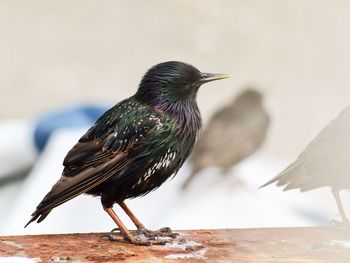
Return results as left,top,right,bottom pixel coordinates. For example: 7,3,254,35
182,88,270,190
261,105,350,226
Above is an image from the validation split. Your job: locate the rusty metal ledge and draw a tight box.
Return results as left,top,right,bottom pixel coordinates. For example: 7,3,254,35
1,227,350,262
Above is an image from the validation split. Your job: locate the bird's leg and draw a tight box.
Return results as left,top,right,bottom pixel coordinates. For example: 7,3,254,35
102,207,167,245
118,201,179,238
332,189,350,226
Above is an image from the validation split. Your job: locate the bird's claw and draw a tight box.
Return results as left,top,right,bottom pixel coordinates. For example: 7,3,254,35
137,226,179,238
110,227,120,233
99,234,118,242
100,233,169,246
125,236,169,246
159,227,175,233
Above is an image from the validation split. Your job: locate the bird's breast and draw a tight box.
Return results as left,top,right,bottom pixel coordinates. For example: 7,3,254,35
133,148,179,188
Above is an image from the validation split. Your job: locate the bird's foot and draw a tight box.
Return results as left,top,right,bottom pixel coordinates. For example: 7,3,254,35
100,230,170,246
124,234,169,246
137,226,179,239
330,219,350,228
99,233,119,242
110,227,120,233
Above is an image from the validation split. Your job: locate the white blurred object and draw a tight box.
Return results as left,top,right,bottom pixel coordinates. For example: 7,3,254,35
0,257,39,263
0,119,37,179
261,104,350,224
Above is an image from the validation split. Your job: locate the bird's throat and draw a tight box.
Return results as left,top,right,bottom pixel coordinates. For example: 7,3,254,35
156,99,202,136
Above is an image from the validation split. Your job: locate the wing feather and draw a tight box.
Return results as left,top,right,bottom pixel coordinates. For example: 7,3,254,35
26,99,161,226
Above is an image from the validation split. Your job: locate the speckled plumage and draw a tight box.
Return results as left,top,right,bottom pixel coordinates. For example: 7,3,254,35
83,97,200,206
25,62,228,241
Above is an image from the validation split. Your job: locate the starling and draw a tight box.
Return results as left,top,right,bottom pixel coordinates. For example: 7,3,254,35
182,88,270,189
260,105,350,225
25,61,229,245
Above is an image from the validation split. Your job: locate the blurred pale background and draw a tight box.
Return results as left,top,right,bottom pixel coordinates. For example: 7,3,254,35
1,1,350,234
2,0,350,159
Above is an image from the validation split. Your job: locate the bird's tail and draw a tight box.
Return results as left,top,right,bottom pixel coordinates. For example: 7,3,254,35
24,187,57,228
259,176,279,189
259,162,297,189
24,209,52,228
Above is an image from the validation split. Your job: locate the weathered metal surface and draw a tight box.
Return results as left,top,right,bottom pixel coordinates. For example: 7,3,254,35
1,227,350,262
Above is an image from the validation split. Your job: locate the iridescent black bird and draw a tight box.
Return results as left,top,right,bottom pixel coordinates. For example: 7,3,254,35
25,61,229,245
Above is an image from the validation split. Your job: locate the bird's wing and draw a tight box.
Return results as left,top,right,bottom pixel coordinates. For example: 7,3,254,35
26,102,161,226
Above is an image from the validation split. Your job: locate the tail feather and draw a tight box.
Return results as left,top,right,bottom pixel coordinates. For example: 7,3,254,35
259,176,279,189
282,182,299,191
24,210,51,228
284,173,329,192
259,162,298,189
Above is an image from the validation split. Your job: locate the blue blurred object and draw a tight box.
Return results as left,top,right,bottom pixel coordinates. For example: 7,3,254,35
34,104,109,152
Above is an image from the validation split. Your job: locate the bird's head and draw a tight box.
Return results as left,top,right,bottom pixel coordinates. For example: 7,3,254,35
135,61,229,109
233,88,264,107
